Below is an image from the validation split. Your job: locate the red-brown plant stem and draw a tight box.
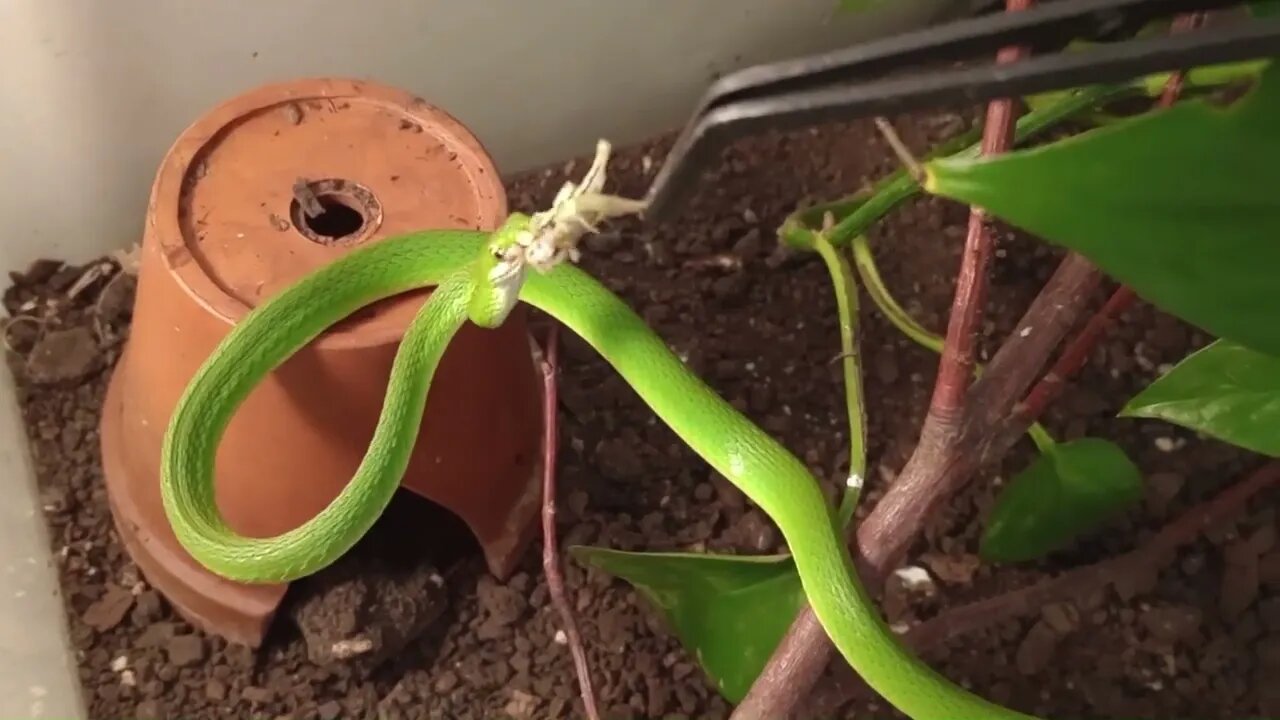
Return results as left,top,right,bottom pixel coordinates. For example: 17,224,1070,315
1015,286,1137,424
908,460,1280,648
930,0,1033,414
731,3,1035,718
1006,10,1204,436
1157,13,1209,103
538,324,601,720
733,12,1210,718
729,245,1103,719
805,459,1280,716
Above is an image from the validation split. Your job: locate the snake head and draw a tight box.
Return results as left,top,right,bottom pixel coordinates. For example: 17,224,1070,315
466,142,646,328
469,213,533,328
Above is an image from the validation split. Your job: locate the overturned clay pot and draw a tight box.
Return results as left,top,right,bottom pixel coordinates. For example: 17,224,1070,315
100,78,544,647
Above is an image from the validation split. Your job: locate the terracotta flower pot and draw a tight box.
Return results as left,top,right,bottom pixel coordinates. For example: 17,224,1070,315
100,78,544,646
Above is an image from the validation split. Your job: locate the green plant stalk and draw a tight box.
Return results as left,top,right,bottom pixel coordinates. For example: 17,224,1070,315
775,85,1144,465
1099,61,1265,123
849,233,1057,451
778,84,1129,255
810,230,868,527
783,61,1264,253
1029,60,1266,118
1162,59,1269,92
1024,421,1057,454
846,83,1130,241
849,235,943,354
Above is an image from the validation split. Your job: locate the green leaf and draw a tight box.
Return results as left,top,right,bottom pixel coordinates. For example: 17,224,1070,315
925,63,1280,356
1122,339,1280,456
980,438,1143,563
1252,1,1278,17
569,546,804,702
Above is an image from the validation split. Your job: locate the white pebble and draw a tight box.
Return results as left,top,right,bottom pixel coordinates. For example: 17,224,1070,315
329,637,374,659
554,629,568,645
110,655,128,672
892,565,935,593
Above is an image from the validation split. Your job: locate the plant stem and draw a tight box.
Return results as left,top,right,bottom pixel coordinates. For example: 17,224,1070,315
780,83,1130,253
735,14,1208,719
849,233,1056,449
1003,12,1203,444
931,0,1033,414
732,250,1103,720
872,117,926,182
849,236,943,353
1024,421,1056,453
910,463,1277,650
735,3,1041,714
811,230,868,527
1013,286,1136,430
779,43,1253,254
805,459,1280,716
538,324,601,720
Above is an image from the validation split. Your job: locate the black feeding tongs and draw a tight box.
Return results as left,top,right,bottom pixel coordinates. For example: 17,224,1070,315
642,0,1280,222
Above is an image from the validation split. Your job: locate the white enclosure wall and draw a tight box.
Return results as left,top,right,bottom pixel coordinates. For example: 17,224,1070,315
0,1,970,717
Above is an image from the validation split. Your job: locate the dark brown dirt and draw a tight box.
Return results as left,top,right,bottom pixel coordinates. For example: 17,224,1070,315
5,109,1277,720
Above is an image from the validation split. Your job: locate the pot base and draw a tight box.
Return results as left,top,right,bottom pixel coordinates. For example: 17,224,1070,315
99,78,545,647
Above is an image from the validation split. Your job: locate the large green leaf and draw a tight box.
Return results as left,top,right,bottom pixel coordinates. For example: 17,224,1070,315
925,62,1280,356
569,546,803,702
1122,339,1280,456
980,438,1143,563
1253,1,1278,17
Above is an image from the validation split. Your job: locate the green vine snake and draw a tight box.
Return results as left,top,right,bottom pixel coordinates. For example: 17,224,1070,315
160,144,1036,720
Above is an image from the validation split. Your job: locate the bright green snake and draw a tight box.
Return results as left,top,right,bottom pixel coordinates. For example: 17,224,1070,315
160,212,1036,720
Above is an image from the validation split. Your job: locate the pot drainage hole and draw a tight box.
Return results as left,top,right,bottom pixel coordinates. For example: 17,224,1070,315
290,178,383,245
